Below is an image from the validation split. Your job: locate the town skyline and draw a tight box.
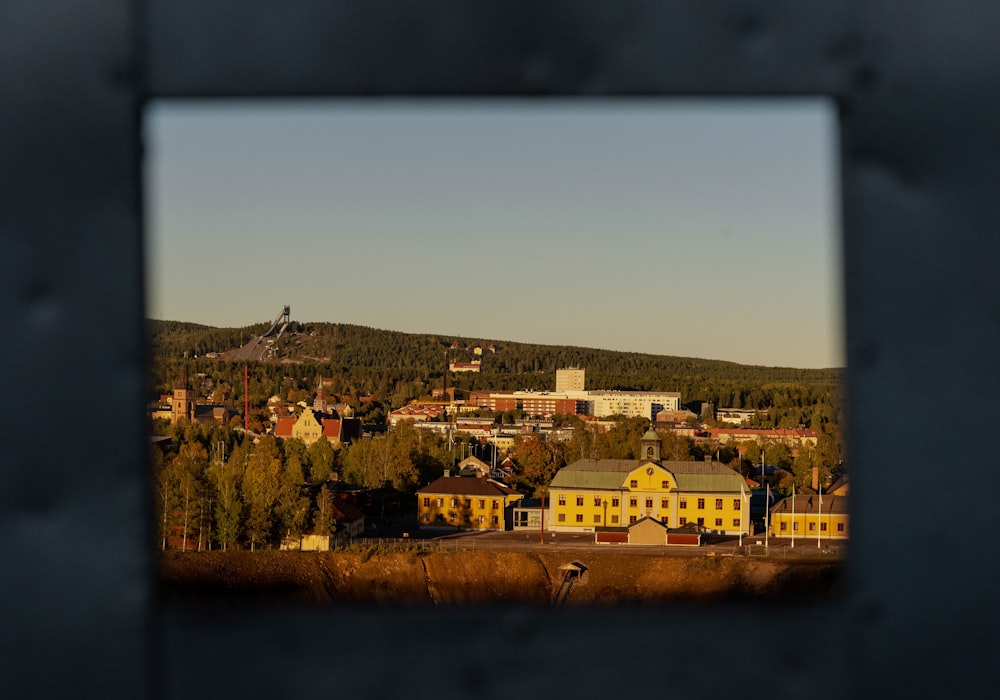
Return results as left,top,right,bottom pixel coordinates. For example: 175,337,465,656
147,99,843,369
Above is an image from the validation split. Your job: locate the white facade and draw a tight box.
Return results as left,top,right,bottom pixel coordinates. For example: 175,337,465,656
555,367,585,392
586,391,681,420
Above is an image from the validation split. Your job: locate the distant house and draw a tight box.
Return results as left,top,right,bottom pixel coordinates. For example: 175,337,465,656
457,456,491,477
416,476,524,530
273,406,361,446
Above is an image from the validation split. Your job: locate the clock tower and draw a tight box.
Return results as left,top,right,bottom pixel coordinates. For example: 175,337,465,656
640,427,660,462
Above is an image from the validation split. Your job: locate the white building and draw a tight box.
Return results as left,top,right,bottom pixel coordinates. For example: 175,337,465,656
555,367,585,392
585,390,681,420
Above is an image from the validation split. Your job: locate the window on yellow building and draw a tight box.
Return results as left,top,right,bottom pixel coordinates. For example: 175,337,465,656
679,498,687,509
478,499,485,509
594,514,601,523
464,499,471,508
697,517,704,526
679,517,687,525
451,498,458,507
733,518,740,527
576,514,583,522
661,480,669,489
821,522,827,531
423,497,430,507
478,516,484,524
629,515,637,524
809,523,816,531
611,515,619,524
697,498,705,509
837,523,844,532
733,498,741,510
629,497,637,507
492,500,498,509
558,494,566,506
491,516,498,525
450,513,457,523
576,496,584,506
437,498,443,507
644,497,652,509
593,496,602,506
611,497,619,507
793,523,799,531
715,498,723,510
630,480,637,488
780,522,787,531
558,513,565,522
715,518,722,527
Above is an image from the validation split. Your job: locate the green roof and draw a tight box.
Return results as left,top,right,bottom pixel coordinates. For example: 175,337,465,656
549,458,744,493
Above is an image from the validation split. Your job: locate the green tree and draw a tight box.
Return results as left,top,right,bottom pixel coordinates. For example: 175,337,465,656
208,440,245,551
275,454,310,544
306,436,336,484
170,441,210,551
243,436,282,549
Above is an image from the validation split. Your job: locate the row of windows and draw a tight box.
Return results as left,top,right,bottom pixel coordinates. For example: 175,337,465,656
420,513,500,525
422,497,501,509
626,479,672,489
555,513,743,528
779,521,846,532
554,495,743,510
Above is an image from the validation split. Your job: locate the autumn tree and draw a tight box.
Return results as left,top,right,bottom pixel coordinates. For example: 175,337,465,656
313,485,335,536
170,441,210,551
512,437,564,496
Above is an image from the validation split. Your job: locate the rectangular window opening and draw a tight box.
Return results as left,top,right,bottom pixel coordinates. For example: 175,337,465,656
147,98,845,607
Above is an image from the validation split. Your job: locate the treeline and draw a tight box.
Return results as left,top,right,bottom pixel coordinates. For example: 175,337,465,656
155,413,843,551
154,420,454,551
148,319,842,415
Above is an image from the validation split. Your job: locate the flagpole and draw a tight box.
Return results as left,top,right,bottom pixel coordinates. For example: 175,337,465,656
763,450,768,552
739,482,745,547
817,484,823,549
791,484,795,548
765,485,770,552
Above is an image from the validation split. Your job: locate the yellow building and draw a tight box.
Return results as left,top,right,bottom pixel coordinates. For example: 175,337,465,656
769,477,849,540
417,476,524,530
547,429,749,536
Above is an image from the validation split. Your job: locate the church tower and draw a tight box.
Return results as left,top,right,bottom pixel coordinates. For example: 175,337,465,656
171,365,195,425
640,427,661,462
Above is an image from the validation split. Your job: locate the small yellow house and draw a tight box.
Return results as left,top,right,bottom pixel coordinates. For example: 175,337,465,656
417,476,524,530
769,477,849,540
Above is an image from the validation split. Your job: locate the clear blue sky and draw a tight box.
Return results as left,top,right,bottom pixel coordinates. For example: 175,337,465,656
146,99,843,369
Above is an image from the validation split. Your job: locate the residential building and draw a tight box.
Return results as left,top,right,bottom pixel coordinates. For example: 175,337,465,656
417,477,524,530
702,428,818,449
272,407,361,446
769,477,849,540
586,390,681,420
547,430,748,535
715,407,758,425
555,367,585,392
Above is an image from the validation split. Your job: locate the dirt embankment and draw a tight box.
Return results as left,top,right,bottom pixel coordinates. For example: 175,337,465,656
160,549,841,606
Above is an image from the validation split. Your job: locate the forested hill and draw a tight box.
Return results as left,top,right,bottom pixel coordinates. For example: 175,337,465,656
148,319,841,414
